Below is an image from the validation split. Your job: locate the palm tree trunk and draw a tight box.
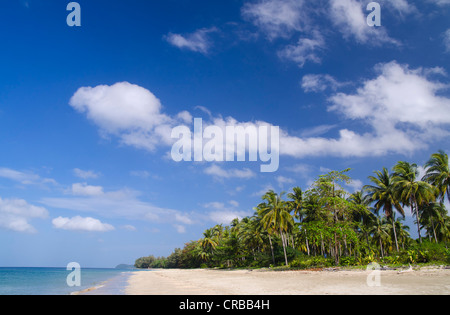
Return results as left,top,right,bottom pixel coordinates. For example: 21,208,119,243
320,233,324,256
431,219,438,243
392,218,399,251
305,230,310,256
412,197,422,243
268,235,275,265
280,229,288,266
379,238,384,259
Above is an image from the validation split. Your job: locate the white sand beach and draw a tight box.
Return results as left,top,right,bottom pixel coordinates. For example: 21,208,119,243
125,268,450,295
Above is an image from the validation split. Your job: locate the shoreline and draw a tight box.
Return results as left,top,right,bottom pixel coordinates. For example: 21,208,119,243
123,267,450,295
77,271,133,295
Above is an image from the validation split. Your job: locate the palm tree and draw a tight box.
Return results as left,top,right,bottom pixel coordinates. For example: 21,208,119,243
392,161,437,243
200,228,218,261
419,202,442,243
423,150,450,203
369,216,391,258
364,168,405,251
420,202,450,243
287,187,304,223
258,190,293,266
393,216,410,249
348,190,375,251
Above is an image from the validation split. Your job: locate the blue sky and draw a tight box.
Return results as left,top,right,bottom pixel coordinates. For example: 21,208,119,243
0,0,449,268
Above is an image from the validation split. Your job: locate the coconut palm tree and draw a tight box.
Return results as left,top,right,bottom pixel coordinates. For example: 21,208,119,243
392,161,437,243
364,168,405,251
393,216,410,249
287,187,304,223
420,202,450,243
369,216,391,258
348,190,375,251
258,190,293,266
423,150,450,203
200,228,218,260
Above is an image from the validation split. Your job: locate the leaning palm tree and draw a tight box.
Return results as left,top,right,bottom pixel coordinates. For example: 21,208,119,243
364,168,405,251
423,150,450,203
258,190,293,266
392,161,437,243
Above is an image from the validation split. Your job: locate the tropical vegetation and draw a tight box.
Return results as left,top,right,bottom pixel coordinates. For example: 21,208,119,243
135,151,450,269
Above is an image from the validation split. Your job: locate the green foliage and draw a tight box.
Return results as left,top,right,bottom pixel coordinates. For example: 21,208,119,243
290,255,334,269
134,151,450,270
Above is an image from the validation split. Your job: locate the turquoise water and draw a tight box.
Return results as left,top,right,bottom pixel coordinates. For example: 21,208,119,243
0,267,133,295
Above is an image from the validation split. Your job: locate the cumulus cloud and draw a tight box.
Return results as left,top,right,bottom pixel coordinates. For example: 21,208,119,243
0,197,49,233
52,216,114,232
165,27,218,54
70,66,450,165
69,82,188,152
282,61,450,158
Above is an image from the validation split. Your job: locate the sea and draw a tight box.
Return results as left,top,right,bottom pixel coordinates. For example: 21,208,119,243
0,267,135,295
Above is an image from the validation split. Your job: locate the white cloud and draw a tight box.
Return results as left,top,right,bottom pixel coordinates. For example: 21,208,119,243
121,224,137,231
129,170,150,178
204,164,255,179
70,82,166,133
380,0,417,16
428,0,450,6
252,184,275,197
329,61,450,127
0,167,56,187
276,175,295,188
69,82,188,152
52,216,114,232
203,201,251,225
0,197,49,233
229,200,239,207
0,168,39,184
301,74,347,93
242,0,309,39
173,224,186,234
71,68,450,165
346,179,364,192
328,0,398,45
285,163,313,176
444,29,450,53
73,168,100,179
299,124,338,138
165,27,218,54
278,30,325,67
280,61,450,158
71,183,104,196
41,187,193,227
